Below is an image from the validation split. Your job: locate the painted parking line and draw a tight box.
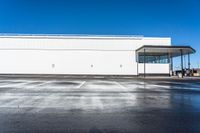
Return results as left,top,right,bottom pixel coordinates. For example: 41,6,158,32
76,81,86,89
0,82,28,88
114,81,127,89
36,81,52,86
114,81,137,104
76,81,86,88
13,81,52,90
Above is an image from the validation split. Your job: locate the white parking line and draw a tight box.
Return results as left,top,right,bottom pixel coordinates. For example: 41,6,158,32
0,82,27,88
114,81,127,89
76,81,86,88
37,81,52,86
114,81,137,104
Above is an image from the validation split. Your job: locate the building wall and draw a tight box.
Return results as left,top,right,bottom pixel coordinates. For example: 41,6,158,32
138,64,170,75
0,36,171,75
0,50,137,75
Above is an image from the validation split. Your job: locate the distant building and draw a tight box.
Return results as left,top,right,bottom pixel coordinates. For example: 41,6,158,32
0,35,195,76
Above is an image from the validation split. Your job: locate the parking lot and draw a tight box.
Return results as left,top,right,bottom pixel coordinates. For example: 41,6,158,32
0,76,200,133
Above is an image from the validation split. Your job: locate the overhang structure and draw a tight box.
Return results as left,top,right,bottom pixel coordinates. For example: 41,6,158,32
136,45,196,77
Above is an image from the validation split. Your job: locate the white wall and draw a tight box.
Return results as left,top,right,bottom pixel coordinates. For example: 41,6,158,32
0,37,171,50
0,36,171,75
0,50,137,75
138,64,170,74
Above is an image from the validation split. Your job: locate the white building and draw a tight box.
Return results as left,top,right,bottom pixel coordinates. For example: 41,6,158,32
0,35,195,76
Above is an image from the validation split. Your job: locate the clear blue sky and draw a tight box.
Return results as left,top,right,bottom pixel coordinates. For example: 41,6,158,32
0,0,199,68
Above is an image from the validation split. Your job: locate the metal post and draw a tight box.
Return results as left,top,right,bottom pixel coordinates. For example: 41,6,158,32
188,53,190,70
184,55,186,69
137,52,139,77
181,49,183,78
144,49,146,78
171,56,173,76
168,53,171,77
188,53,190,76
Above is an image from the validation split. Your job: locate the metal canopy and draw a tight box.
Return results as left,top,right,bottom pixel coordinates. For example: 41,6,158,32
136,45,196,57
136,45,196,78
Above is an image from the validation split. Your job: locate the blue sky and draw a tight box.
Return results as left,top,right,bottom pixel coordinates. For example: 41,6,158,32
0,0,199,68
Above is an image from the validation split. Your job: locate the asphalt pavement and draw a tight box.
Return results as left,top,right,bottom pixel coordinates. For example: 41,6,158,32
0,76,200,133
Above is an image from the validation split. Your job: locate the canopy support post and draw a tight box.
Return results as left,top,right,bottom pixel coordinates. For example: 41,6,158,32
188,53,190,69
181,49,184,78
170,55,173,76
171,57,173,76
188,53,191,76
144,49,146,78
137,52,139,77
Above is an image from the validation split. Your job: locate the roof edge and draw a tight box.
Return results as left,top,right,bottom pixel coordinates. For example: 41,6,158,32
136,45,196,54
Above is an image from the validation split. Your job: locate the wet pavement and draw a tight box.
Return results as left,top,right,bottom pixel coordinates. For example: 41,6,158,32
0,76,200,133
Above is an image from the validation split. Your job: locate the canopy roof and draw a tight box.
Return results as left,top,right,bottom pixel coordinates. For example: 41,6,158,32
136,45,196,57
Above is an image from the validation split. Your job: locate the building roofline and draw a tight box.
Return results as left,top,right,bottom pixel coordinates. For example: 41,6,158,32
135,45,196,58
136,45,196,53
0,33,143,39
0,33,170,40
